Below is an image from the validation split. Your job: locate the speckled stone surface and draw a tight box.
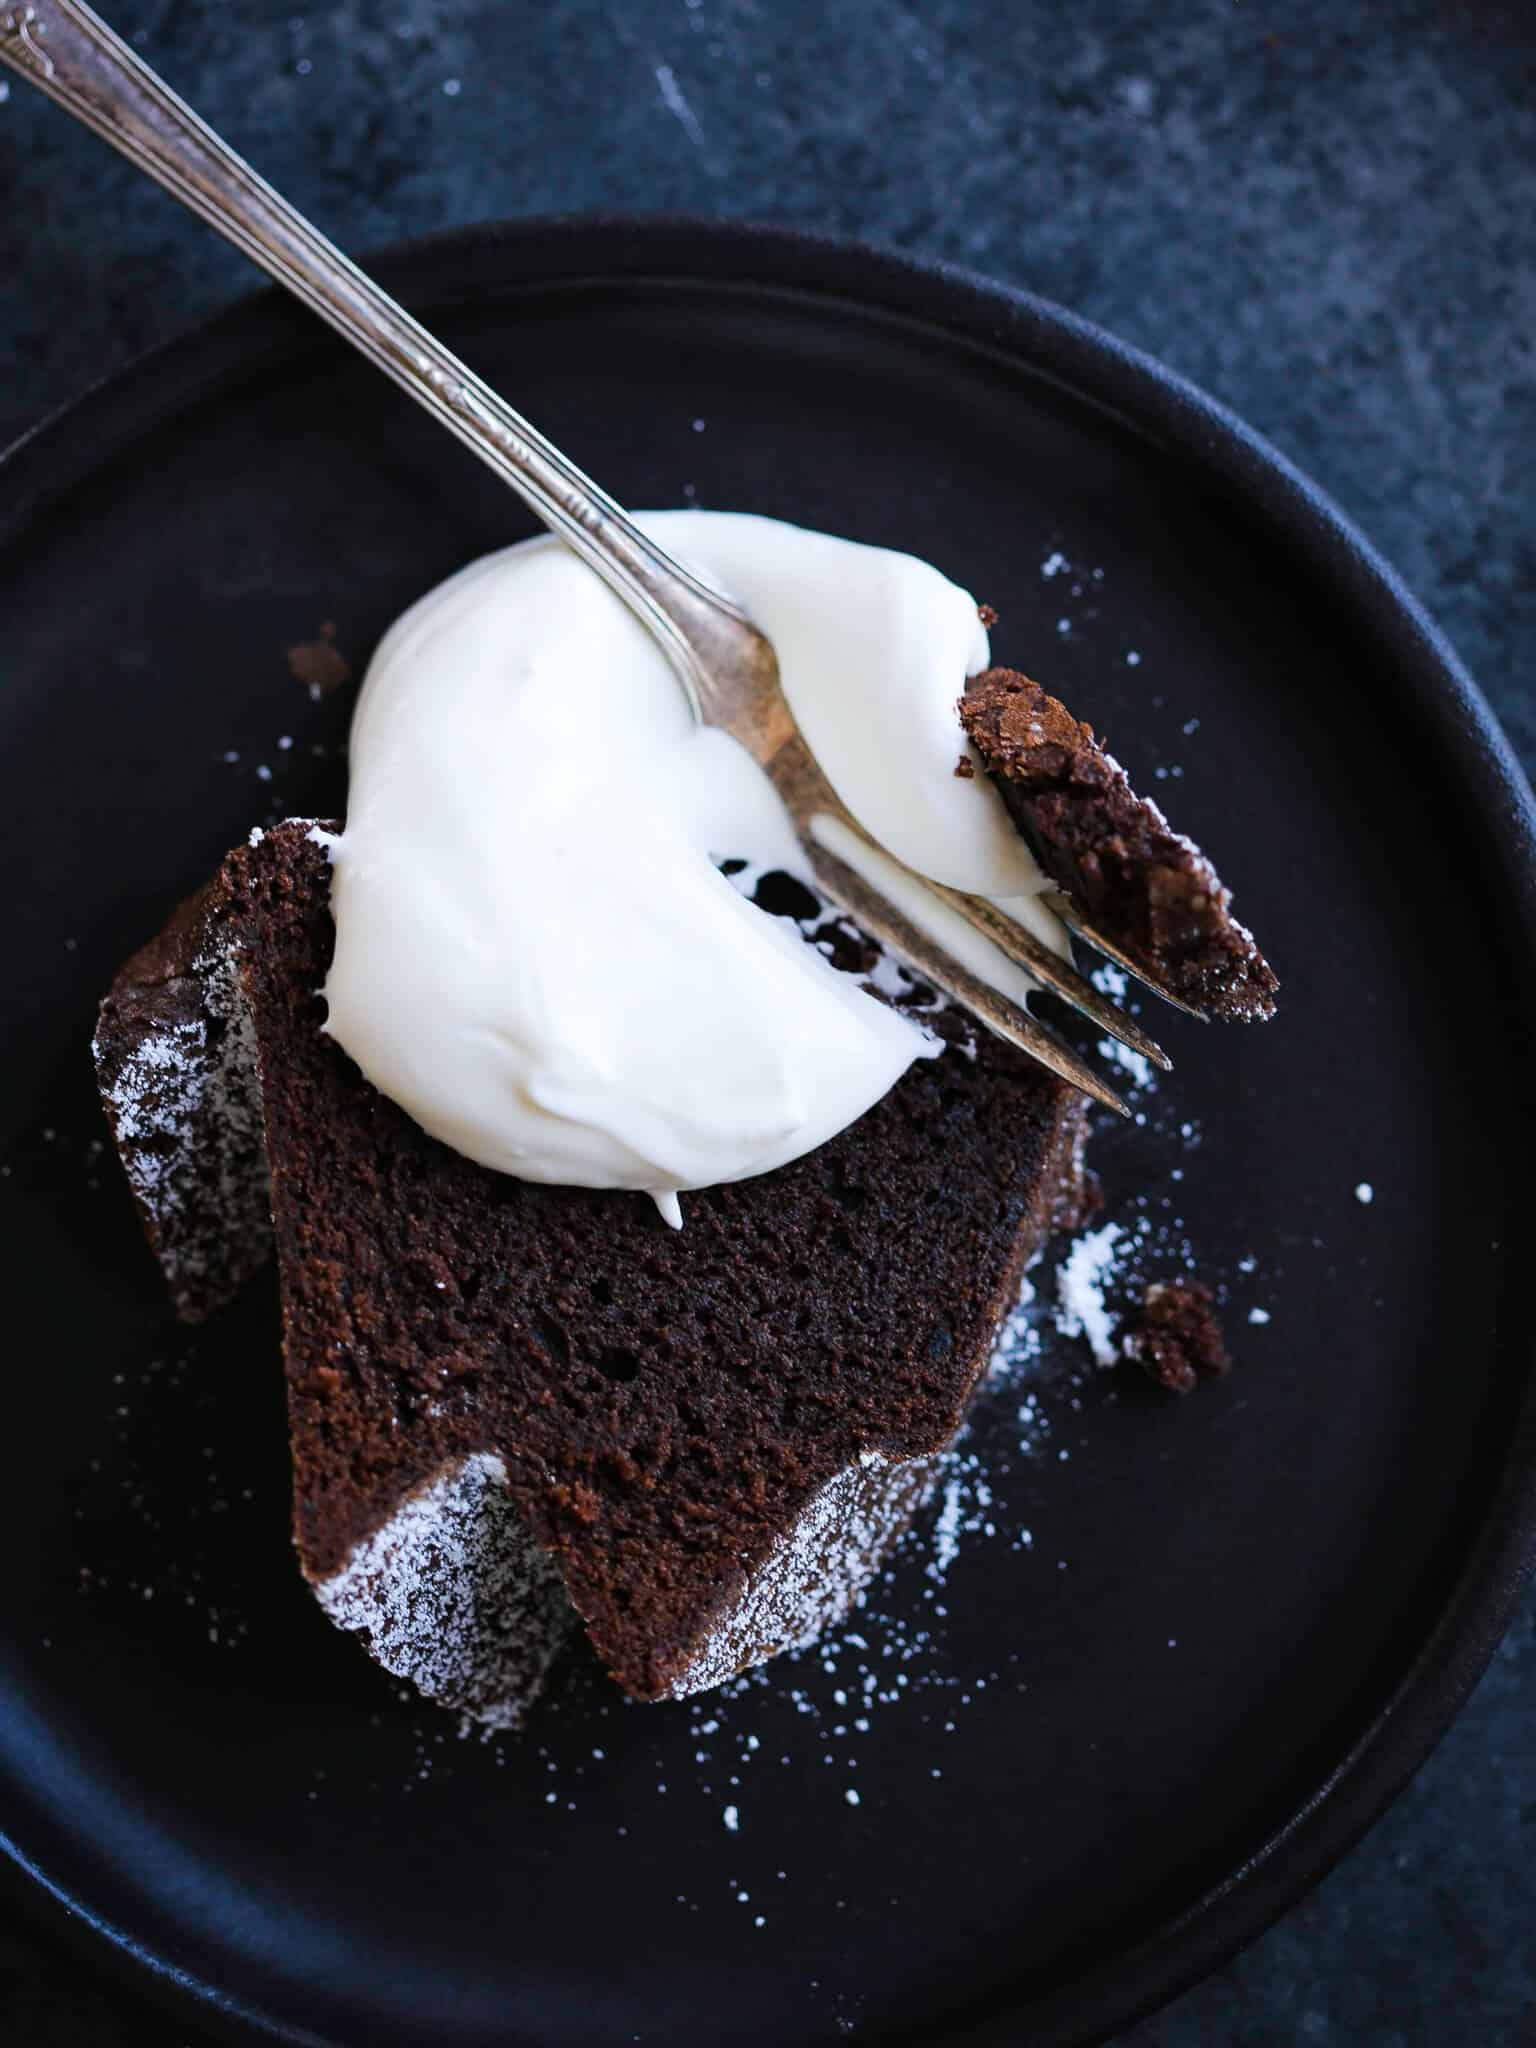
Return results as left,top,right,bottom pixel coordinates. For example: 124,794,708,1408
1,1,1532,2042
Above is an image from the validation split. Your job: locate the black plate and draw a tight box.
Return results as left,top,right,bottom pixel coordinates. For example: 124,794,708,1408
2,218,1534,2048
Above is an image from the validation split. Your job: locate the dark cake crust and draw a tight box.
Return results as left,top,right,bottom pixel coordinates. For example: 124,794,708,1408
98,824,1091,1709
94,864,274,1322
960,669,1278,1021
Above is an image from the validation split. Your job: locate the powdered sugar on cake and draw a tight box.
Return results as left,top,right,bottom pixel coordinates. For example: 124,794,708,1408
313,1453,575,1731
310,1443,945,1727
663,1452,940,1699
94,934,272,1321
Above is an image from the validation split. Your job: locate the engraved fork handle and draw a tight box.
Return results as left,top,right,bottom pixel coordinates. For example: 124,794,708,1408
0,0,752,696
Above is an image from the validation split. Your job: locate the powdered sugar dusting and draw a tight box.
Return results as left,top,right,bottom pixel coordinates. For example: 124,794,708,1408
927,1461,996,1580
314,1453,574,1731
94,933,272,1320
665,1453,939,1699
1096,1035,1153,1090
1054,1222,1125,1366
301,1350,1006,1738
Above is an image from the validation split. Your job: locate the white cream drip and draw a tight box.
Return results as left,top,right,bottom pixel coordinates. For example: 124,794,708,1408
322,512,1065,1223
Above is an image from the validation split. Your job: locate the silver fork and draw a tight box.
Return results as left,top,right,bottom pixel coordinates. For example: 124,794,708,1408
3,0,1170,1115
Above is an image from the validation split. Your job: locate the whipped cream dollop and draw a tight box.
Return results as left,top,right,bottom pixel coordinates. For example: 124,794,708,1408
322,512,1065,1225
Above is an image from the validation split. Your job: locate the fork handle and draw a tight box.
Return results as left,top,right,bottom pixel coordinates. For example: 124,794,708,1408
1,0,746,685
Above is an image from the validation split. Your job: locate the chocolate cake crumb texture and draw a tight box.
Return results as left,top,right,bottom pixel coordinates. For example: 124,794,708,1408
1122,1279,1230,1396
959,668,1278,1021
93,918,273,1323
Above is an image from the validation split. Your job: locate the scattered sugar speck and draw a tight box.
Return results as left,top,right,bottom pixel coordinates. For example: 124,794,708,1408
1055,1222,1124,1366
723,1803,740,1831
1097,1036,1152,1090
1355,1182,1374,1204
1125,651,1142,666
1249,1306,1271,1325
844,1788,860,1807
1041,551,1068,578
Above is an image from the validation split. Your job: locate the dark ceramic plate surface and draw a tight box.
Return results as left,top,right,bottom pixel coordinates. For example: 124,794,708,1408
1,219,1533,2048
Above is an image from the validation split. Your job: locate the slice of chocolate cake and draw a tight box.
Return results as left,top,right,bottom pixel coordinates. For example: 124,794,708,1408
95,823,1091,1724
960,669,1278,1020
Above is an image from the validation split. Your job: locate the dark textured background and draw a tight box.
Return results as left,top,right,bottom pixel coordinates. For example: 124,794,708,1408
1,1,1533,2042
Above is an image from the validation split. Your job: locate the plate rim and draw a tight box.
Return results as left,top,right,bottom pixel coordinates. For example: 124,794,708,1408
2,211,1534,2048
